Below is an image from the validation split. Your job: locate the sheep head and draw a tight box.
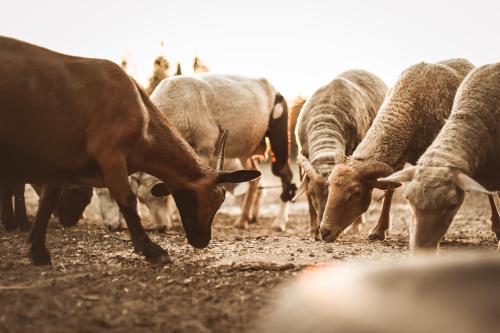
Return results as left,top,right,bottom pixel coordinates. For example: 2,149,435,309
379,166,492,252
319,160,399,242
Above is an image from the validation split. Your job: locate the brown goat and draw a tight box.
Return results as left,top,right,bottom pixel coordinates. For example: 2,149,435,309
0,36,260,265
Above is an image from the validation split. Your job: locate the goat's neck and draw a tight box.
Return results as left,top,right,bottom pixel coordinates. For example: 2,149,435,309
135,111,214,191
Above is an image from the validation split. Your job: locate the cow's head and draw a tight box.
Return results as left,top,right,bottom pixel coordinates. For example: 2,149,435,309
150,129,261,248
378,166,492,252
319,161,399,242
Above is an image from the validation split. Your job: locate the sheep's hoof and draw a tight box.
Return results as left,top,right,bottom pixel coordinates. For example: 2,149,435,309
368,233,385,241
493,231,500,242
233,218,249,230
249,217,258,225
29,246,52,266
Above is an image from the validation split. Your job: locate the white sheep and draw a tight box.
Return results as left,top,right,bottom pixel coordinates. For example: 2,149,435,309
293,69,387,239
318,59,480,243
379,62,500,251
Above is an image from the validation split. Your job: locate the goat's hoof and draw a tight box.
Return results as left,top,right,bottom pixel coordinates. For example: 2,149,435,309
249,217,258,225
143,243,171,265
494,231,500,242
368,233,385,241
29,247,52,266
233,219,249,230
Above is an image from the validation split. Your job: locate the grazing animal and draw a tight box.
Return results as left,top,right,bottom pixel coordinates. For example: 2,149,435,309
293,70,387,238
1,183,92,230
260,254,500,333
147,73,295,231
97,172,174,232
0,36,260,265
319,59,476,242
379,63,500,251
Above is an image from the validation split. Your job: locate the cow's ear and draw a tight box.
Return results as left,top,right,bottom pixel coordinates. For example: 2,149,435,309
217,170,261,183
150,182,171,197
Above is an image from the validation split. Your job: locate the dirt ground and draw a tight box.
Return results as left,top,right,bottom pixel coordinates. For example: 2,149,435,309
0,179,498,333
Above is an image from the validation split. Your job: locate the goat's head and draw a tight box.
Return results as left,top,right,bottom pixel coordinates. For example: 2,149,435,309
150,129,261,248
57,184,93,227
319,160,399,242
379,166,492,252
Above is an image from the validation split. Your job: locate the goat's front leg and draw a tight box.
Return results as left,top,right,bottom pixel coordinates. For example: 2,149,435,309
28,183,61,265
99,155,170,264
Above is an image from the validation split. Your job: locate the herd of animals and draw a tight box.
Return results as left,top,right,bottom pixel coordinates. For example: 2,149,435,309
1,36,500,269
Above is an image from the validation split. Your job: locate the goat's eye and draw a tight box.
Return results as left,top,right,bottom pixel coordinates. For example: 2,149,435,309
448,203,458,211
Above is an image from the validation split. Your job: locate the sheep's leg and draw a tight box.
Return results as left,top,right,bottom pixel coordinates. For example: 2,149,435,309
99,154,170,264
234,158,259,230
488,194,500,240
14,182,30,231
1,183,16,231
306,192,319,240
368,190,394,241
28,183,61,265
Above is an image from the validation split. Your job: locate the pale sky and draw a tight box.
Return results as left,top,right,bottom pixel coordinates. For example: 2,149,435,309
2,0,500,98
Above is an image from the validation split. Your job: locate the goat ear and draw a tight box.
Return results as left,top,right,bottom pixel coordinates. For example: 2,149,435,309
454,172,493,195
217,170,261,184
292,175,308,202
150,182,171,197
368,180,402,190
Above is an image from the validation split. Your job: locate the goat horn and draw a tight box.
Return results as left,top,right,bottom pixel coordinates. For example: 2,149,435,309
354,160,394,179
216,129,229,171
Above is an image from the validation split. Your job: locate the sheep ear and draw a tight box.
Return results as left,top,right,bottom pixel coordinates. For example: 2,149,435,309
454,172,493,195
372,167,417,190
292,175,308,202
